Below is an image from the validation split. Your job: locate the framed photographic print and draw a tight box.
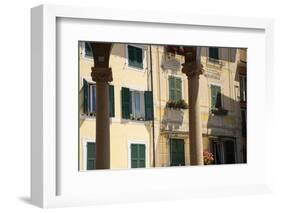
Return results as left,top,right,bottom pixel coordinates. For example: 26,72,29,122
31,4,274,208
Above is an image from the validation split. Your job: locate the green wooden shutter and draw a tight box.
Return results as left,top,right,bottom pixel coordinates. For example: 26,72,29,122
211,85,217,109
175,78,182,101
209,47,219,59
109,85,115,117
128,45,143,69
216,87,222,108
83,79,89,114
128,45,135,66
144,91,153,121
169,76,175,101
131,144,138,168
138,145,146,168
211,85,222,109
121,87,131,119
131,144,146,168
87,143,96,170
170,139,185,166
135,48,143,68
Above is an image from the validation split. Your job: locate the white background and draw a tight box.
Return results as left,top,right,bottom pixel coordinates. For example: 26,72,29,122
0,0,280,212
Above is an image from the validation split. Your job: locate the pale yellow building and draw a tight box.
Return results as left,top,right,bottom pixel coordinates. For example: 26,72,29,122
79,42,246,170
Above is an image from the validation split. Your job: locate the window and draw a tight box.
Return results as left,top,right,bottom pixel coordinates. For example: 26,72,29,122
211,85,222,109
84,42,93,58
169,76,182,101
131,90,145,120
86,142,96,170
130,144,146,168
239,75,247,102
127,45,143,69
121,87,153,121
209,47,219,60
83,79,115,117
170,139,185,166
212,139,236,164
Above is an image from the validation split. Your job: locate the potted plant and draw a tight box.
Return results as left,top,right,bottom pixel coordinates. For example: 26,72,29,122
166,99,188,110
203,150,214,165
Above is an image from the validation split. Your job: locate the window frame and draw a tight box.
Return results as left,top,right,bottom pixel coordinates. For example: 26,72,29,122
125,44,145,71
127,140,149,169
208,47,220,62
82,138,96,171
82,79,115,118
81,41,94,59
168,75,183,102
210,83,223,109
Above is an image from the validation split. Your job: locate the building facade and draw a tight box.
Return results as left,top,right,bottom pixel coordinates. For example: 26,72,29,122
79,42,247,170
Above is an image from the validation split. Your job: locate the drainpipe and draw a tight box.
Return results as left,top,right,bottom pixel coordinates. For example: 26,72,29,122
149,45,156,168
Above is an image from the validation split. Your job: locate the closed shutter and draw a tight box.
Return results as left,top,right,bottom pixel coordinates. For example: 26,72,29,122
87,143,96,170
121,87,131,119
144,91,153,121
135,48,143,68
131,144,146,168
209,47,219,59
109,85,115,117
138,145,146,168
175,78,182,101
83,79,89,114
169,76,181,101
170,139,185,166
128,45,143,69
169,76,175,101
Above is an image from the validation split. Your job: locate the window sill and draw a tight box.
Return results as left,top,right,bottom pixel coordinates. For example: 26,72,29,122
121,118,151,124
127,64,145,72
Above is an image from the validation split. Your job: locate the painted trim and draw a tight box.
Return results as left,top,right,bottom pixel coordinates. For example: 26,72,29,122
127,140,149,169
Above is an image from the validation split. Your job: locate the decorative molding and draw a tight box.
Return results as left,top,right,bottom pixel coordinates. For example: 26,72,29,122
181,62,204,78
91,67,113,82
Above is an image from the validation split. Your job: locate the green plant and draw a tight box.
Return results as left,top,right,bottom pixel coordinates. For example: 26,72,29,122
166,99,188,109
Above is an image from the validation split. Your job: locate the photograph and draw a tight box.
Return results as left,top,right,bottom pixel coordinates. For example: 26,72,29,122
78,42,247,171
78,41,247,171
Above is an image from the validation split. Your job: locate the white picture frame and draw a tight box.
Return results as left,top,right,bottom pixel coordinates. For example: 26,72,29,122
31,4,274,208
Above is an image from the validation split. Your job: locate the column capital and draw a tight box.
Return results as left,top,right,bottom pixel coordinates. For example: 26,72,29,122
182,62,204,79
91,67,113,82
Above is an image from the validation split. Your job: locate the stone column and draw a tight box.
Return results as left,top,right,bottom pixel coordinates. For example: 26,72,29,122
91,67,113,169
182,58,204,165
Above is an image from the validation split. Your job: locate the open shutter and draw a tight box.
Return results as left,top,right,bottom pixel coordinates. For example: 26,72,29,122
109,85,115,117
121,87,131,119
211,85,217,109
144,91,153,121
216,86,222,108
83,79,89,114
